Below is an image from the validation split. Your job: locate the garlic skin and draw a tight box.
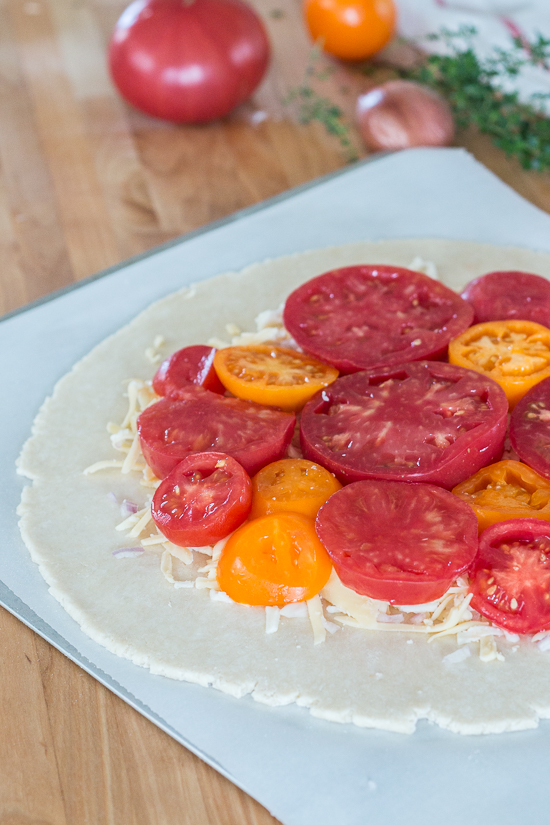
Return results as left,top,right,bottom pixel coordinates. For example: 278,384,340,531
356,80,455,151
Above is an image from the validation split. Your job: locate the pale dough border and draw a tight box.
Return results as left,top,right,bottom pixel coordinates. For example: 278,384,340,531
16,240,550,735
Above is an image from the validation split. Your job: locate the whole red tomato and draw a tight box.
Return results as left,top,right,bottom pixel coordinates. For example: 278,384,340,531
109,0,270,123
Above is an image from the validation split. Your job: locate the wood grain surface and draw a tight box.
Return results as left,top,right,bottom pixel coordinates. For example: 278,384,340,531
2,1,550,823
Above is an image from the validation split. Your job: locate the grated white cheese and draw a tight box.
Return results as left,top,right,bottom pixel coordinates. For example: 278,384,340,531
265,606,280,634
408,256,439,281
443,646,471,664
307,595,326,645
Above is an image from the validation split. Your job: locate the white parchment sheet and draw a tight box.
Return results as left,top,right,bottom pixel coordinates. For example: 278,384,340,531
3,148,550,825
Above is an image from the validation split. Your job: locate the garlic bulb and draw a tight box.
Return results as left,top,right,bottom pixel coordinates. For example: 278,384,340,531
356,80,455,151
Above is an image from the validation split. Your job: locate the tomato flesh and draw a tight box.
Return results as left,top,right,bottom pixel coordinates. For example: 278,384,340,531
152,452,252,546
448,319,550,408
153,345,225,397
471,519,550,634
300,361,508,489
509,377,550,480
217,512,333,606
304,0,396,61
316,480,478,604
137,388,295,478
213,345,339,411
283,264,473,374
461,270,550,327
452,460,550,532
250,458,342,519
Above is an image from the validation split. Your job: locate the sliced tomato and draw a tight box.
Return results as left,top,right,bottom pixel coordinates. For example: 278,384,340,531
217,512,332,606
151,452,252,547
300,361,508,489
213,345,338,411
452,460,550,532
461,270,550,327
315,479,478,604
448,320,550,408
510,377,550,480
137,388,295,478
282,264,473,374
250,458,342,519
470,519,550,634
153,345,225,397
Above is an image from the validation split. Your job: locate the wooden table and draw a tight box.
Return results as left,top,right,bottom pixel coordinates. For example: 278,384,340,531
2,1,550,823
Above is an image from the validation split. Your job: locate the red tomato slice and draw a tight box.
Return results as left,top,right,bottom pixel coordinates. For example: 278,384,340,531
300,361,508,489
283,264,473,373
509,376,550,480
470,519,550,634
461,270,550,327
137,388,295,478
316,480,478,604
151,452,252,547
153,345,225,397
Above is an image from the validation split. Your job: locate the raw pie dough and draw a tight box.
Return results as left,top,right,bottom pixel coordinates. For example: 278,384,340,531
17,239,550,735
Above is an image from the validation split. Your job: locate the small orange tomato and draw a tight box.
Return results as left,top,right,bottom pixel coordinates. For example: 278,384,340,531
217,512,333,606
448,320,550,408
213,344,338,411
250,458,342,519
304,0,396,61
452,460,550,533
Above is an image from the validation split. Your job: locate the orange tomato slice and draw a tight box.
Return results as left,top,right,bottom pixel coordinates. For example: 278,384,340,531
213,345,338,411
216,512,333,606
452,460,550,532
250,458,342,519
304,0,396,61
448,320,550,408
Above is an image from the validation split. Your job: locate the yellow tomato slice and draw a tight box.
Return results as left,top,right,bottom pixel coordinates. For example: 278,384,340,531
448,320,550,408
213,345,339,411
250,458,342,519
216,512,333,606
452,460,550,532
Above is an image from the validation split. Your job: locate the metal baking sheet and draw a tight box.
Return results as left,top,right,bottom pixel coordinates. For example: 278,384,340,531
2,147,550,825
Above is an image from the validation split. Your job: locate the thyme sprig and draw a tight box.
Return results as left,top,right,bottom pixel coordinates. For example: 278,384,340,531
402,26,550,171
283,47,359,162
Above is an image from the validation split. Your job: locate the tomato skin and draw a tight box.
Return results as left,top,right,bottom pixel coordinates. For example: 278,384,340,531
471,519,550,634
217,512,333,606
452,460,550,533
152,452,252,546
300,361,508,489
283,265,473,374
137,389,295,478
213,345,339,411
510,377,550,480
250,458,342,519
448,319,550,409
108,0,270,123
304,0,396,61
153,346,225,397
461,270,550,327
316,480,478,604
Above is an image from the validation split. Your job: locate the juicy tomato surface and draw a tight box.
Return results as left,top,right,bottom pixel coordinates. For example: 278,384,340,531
282,265,473,374
213,345,338,411
217,512,333,605
300,361,508,488
250,458,342,519
452,460,550,532
448,320,550,408
304,0,396,61
137,388,295,478
316,479,478,604
461,270,550,327
151,452,252,547
470,518,550,634
510,376,550,480
153,345,225,397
